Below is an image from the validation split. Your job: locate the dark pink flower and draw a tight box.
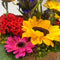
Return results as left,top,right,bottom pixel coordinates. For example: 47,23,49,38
4,36,35,58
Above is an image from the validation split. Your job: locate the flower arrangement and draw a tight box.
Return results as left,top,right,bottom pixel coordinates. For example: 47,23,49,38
0,0,60,60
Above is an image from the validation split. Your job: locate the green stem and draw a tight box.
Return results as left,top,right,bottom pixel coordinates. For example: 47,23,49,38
51,10,55,25
5,2,8,15
17,6,28,20
32,0,42,12
35,56,37,60
40,3,42,14
19,0,26,8
37,0,40,12
2,2,8,15
19,57,22,60
40,0,43,18
31,0,42,17
2,2,6,9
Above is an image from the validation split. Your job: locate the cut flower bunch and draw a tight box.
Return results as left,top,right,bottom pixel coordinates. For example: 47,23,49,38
0,0,60,60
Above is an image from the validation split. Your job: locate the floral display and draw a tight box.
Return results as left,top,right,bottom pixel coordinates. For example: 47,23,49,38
0,0,60,60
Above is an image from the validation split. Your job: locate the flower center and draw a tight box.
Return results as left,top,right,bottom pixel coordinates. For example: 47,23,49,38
16,42,25,47
32,27,49,36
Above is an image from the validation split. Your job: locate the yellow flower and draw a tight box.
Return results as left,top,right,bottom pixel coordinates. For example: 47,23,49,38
44,1,60,12
50,13,60,21
55,13,60,21
22,16,60,47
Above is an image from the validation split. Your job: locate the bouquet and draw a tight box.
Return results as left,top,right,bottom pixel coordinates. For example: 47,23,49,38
0,0,60,60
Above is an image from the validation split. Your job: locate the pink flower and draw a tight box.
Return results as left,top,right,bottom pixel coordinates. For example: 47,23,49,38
4,36,35,58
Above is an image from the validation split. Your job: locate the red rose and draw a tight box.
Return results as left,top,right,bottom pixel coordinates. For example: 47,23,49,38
0,13,24,36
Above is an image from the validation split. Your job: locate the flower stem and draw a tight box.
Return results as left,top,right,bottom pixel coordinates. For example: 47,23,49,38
2,2,8,15
19,0,26,8
32,0,42,12
50,10,55,25
19,57,22,60
35,56,37,60
5,2,8,15
31,0,42,17
40,0,43,18
17,6,28,20
37,0,40,12
40,3,42,14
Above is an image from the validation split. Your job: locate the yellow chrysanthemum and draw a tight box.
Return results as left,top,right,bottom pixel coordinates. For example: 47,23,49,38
22,16,60,47
44,1,60,12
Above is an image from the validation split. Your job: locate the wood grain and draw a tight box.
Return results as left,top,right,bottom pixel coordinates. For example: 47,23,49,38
22,52,60,60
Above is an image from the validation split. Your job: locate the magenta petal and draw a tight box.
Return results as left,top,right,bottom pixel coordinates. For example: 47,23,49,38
26,42,35,48
13,36,20,42
13,50,18,54
5,47,10,50
4,45,10,48
7,49,13,53
19,52,25,57
26,47,33,53
8,37,13,41
5,41,15,45
15,53,20,58
4,45,13,48
19,48,25,53
8,37,16,45
5,41,9,44
22,37,28,42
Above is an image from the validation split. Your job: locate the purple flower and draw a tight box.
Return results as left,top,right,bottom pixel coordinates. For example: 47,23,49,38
4,36,35,58
17,0,37,14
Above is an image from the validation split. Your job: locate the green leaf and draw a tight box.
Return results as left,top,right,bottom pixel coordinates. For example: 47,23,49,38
0,44,22,60
50,42,60,52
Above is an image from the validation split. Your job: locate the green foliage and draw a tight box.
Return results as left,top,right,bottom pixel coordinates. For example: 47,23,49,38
49,41,60,52
0,34,8,44
0,44,22,60
31,42,60,59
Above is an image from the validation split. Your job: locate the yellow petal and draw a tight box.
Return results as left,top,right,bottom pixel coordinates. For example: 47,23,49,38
43,38,54,47
23,21,31,29
54,36,60,42
44,1,60,12
38,20,51,29
22,32,31,38
31,38,39,45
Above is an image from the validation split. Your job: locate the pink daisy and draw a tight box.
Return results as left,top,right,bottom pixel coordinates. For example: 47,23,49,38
4,36,35,58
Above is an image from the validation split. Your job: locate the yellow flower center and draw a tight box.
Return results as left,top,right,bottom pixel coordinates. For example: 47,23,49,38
32,27,49,36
